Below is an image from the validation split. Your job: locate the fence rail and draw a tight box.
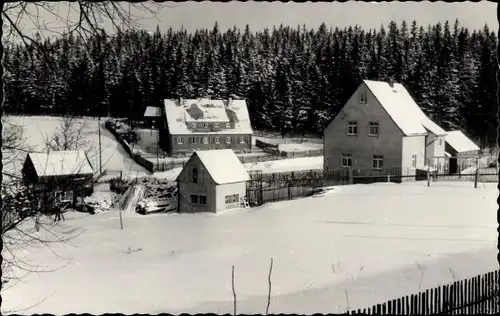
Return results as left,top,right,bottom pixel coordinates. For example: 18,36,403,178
247,167,498,206
348,270,500,315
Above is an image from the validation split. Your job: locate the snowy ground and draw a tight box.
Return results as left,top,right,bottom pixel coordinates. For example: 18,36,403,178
2,181,497,315
153,156,323,181
278,143,322,153
3,116,150,180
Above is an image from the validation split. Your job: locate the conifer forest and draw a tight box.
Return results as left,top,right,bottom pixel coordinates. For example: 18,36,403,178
3,20,497,147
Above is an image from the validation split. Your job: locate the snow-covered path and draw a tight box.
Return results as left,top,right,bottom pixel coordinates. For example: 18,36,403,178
2,181,496,315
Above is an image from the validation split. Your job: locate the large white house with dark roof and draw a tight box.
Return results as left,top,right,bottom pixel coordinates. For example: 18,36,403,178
159,98,253,155
323,79,448,177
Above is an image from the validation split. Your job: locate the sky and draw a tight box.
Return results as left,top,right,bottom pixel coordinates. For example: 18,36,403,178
6,1,498,40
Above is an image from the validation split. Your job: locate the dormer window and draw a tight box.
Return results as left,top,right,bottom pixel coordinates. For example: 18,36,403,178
360,92,367,104
204,123,209,128
190,123,197,129
214,123,219,129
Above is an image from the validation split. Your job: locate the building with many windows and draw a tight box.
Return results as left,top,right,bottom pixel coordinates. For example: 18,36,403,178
159,98,253,155
323,79,447,178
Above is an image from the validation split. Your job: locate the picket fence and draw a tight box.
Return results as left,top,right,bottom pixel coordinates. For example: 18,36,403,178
348,270,499,315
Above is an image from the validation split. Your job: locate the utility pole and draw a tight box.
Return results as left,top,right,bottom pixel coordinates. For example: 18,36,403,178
98,120,103,175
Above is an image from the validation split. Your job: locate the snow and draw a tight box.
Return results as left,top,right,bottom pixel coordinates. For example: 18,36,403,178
164,98,254,135
113,185,147,213
186,149,251,185
156,156,324,182
27,150,94,177
143,106,162,117
278,143,323,153
445,130,480,153
364,80,447,136
2,181,497,315
3,116,150,180
84,187,119,213
245,156,323,174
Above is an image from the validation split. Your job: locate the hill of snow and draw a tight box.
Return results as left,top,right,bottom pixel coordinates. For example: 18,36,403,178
3,116,149,180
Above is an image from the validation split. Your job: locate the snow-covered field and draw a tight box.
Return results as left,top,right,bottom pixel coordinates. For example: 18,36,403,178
154,156,323,181
2,181,497,315
278,142,322,153
3,116,149,179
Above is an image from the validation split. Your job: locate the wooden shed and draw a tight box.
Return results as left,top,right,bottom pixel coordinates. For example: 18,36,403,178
175,149,250,213
22,150,95,210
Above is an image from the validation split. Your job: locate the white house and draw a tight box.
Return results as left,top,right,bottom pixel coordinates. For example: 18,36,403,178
160,98,254,155
444,130,480,174
323,79,447,178
175,149,250,213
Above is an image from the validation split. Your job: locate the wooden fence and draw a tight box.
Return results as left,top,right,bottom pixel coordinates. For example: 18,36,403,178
348,270,500,315
246,167,498,206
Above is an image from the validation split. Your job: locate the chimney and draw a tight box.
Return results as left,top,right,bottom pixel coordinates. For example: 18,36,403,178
388,78,395,88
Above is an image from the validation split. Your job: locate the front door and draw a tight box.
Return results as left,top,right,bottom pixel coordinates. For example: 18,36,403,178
449,158,458,174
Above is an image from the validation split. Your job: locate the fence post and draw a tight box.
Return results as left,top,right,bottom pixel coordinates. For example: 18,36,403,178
288,182,292,200
474,167,478,188
387,174,391,183
427,170,430,187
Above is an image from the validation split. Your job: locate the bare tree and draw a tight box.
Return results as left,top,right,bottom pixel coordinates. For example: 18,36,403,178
42,115,88,152
0,1,165,308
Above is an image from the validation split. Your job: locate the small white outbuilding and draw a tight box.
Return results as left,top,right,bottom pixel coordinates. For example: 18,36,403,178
175,149,250,213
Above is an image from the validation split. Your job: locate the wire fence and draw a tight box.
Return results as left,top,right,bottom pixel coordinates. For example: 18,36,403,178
246,167,498,206
348,269,500,315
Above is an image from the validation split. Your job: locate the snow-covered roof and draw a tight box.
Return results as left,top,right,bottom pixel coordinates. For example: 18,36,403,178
164,98,253,135
178,149,250,185
445,130,480,153
144,106,162,117
364,80,447,137
26,150,94,178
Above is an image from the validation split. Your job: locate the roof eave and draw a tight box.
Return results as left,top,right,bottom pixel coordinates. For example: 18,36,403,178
403,132,428,137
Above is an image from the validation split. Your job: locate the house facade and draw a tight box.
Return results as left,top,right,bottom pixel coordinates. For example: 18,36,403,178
444,130,480,174
22,150,95,210
143,106,162,129
160,98,254,156
323,80,447,179
176,149,250,213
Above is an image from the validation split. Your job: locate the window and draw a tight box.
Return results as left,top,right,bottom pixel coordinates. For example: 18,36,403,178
369,122,379,136
239,136,245,144
412,155,417,168
203,137,208,144
360,92,367,104
226,122,231,128
196,137,201,144
225,194,240,205
347,121,358,136
215,137,220,144
191,123,197,129
439,138,442,146
191,137,199,145
226,136,231,144
192,167,198,183
373,155,384,170
341,153,352,167
214,123,219,129
176,137,184,145
204,123,209,128
190,194,207,205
